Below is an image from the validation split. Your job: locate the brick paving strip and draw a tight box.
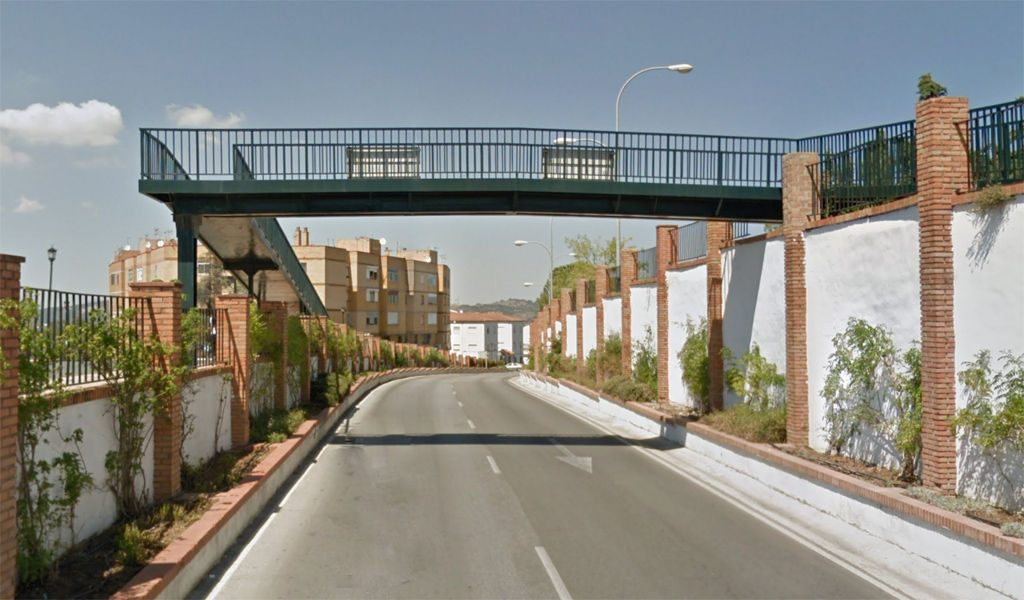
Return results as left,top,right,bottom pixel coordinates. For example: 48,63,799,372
525,371,1024,562
112,367,483,600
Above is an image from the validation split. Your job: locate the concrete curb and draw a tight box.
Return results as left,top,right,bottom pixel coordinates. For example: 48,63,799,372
113,367,485,600
517,370,1024,598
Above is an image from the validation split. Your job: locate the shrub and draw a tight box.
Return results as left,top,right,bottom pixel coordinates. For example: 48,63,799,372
599,333,623,380
250,408,307,444
584,349,597,381
325,372,354,406
115,523,155,567
702,403,787,443
632,325,658,396
722,344,785,411
1003,522,1024,538
973,185,1011,212
677,317,710,412
601,375,656,403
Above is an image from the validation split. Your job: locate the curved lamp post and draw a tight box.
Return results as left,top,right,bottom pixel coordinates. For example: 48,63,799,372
614,63,693,266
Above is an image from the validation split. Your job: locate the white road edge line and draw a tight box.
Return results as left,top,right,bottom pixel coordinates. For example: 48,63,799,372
487,455,501,474
509,378,911,600
467,419,476,429
535,546,572,600
206,513,277,600
457,401,463,407
278,458,317,508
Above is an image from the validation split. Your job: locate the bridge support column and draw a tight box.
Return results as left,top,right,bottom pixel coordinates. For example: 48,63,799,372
782,153,817,445
175,214,199,310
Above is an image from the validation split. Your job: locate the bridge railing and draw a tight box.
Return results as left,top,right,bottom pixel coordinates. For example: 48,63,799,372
965,100,1024,190
249,217,328,316
140,127,796,187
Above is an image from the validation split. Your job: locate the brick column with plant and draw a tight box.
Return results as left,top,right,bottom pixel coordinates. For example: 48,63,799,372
130,281,184,501
620,248,637,378
706,221,731,412
656,225,676,402
216,295,251,447
916,96,969,492
260,301,289,411
782,152,817,445
576,278,587,376
0,254,24,599
560,288,572,362
595,266,609,382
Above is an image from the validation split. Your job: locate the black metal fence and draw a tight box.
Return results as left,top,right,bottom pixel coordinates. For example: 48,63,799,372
677,221,708,262
967,100,1024,190
808,120,917,218
19,288,149,386
142,128,795,188
637,247,658,280
183,307,230,368
608,266,622,293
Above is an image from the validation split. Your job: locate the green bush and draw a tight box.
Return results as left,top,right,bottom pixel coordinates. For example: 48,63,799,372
632,325,658,396
250,407,307,444
584,349,597,381
601,375,655,403
722,344,786,411
677,317,710,412
325,372,354,406
600,333,623,380
702,403,787,443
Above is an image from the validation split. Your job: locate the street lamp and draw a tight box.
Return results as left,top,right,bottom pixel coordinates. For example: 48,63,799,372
614,63,693,267
47,246,57,290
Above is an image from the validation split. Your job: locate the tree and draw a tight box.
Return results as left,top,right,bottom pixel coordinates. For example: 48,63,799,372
917,73,947,101
564,234,631,269
196,261,239,309
535,260,592,306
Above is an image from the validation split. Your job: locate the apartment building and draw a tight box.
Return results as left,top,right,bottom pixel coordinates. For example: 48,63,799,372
450,312,524,363
108,229,450,348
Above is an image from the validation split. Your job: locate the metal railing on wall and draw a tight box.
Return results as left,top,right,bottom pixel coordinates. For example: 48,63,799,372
20,288,149,386
608,266,622,293
183,307,230,368
677,221,708,262
807,120,917,219
636,247,657,280
966,100,1024,190
732,222,752,240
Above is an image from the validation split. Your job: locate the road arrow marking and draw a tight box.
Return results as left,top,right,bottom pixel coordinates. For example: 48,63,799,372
549,438,592,474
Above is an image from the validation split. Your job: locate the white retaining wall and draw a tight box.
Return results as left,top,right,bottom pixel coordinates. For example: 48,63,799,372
953,194,1024,511
722,237,787,408
250,362,275,416
667,264,708,407
564,314,577,359
629,283,657,364
36,396,154,547
183,373,233,468
804,206,922,464
602,296,621,338
582,306,596,359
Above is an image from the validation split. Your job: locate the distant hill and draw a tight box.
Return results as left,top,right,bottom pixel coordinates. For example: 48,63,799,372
451,298,539,323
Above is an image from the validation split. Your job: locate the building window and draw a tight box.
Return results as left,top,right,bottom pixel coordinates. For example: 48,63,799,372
453,325,460,333
110,273,117,286
367,288,379,303
366,315,378,326
427,274,438,287
427,293,437,306
366,266,379,280
300,262,308,272
388,291,399,304
388,268,399,282
128,269,135,283
388,312,399,325
198,261,212,275
420,315,425,325
136,267,144,281
428,313,437,325
420,295,424,305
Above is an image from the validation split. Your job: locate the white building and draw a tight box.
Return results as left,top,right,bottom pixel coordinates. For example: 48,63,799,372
450,312,525,363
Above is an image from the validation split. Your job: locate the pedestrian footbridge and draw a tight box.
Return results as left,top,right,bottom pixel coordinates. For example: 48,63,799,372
138,123,918,311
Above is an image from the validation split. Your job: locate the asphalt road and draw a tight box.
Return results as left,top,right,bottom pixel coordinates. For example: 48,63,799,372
190,372,891,599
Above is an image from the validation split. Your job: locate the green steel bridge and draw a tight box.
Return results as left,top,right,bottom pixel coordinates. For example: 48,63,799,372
137,101,1021,313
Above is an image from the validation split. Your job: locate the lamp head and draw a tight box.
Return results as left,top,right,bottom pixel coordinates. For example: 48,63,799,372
513,240,528,246
47,246,57,262
523,282,534,287
668,63,693,74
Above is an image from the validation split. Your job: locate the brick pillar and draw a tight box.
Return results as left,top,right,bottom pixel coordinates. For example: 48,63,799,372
560,288,572,358
656,226,676,402
130,282,183,501
575,278,587,376
316,316,329,374
782,153,817,445
216,295,251,448
1,254,24,599
260,301,288,411
917,97,969,492
706,222,730,412
620,248,637,378
530,315,540,368
596,266,609,382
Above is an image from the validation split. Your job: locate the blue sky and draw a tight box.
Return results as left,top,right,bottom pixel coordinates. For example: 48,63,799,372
1,1,1021,304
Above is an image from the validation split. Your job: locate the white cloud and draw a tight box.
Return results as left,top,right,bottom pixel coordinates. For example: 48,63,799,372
0,100,123,146
14,196,44,213
0,141,31,164
81,201,96,209
166,104,245,128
